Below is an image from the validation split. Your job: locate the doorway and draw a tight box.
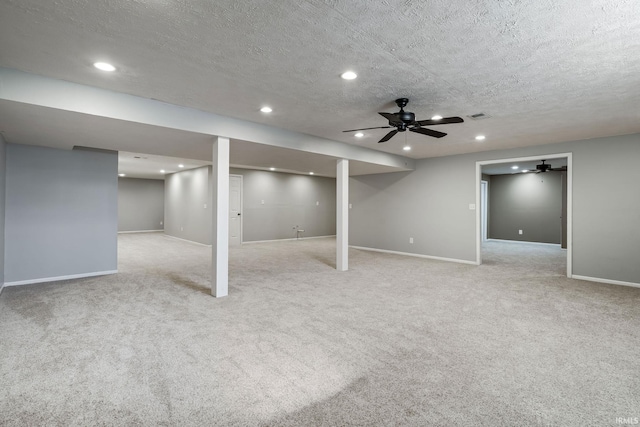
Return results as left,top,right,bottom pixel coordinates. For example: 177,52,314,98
476,153,572,277
229,174,243,246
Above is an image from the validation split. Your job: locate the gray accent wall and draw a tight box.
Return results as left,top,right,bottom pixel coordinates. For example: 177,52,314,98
488,172,562,244
118,178,164,232
4,144,118,283
230,168,336,242
164,166,212,245
0,135,6,288
350,156,474,261
164,167,336,245
350,133,640,284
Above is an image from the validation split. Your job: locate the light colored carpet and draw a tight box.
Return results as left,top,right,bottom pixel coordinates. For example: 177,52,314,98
1,234,639,426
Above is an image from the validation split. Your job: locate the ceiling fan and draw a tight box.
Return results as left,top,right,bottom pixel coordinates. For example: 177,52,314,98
343,98,464,143
532,160,567,173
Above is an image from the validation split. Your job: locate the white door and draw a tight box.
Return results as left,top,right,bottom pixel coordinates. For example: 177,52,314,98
229,175,242,246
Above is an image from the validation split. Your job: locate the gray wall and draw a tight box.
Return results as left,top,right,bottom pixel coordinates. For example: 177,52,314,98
164,166,212,245
4,144,118,283
164,166,336,244
118,177,164,232
350,133,640,284
230,168,336,242
0,135,6,288
489,172,562,243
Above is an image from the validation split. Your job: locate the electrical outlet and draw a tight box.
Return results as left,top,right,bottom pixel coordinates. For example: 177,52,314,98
261,200,265,205
316,201,319,206
409,237,414,244
181,227,184,231
160,221,163,225
519,229,523,235
203,204,207,209
349,203,352,209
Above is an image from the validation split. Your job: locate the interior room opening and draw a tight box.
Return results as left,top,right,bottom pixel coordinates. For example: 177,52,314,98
476,154,572,277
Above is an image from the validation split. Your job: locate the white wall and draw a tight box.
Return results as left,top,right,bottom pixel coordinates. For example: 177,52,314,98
118,178,164,232
350,133,640,284
4,144,118,284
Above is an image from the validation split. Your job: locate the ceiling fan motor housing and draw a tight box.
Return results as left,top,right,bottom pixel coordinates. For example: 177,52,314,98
399,111,415,123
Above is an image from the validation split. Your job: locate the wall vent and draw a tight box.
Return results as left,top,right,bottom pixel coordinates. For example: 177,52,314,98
467,112,491,120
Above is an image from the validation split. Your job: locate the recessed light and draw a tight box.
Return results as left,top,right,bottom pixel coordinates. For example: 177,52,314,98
269,167,275,171
341,71,357,80
178,164,184,168
309,172,314,175
94,62,116,72
160,169,165,173
511,165,519,170
403,145,411,151
431,115,443,120
260,106,273,113
522,170,529,173
475,135,486,141
118,173,125,177
354,132,364,138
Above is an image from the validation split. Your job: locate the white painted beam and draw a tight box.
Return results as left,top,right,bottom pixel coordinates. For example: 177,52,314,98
336,159,349,271
0,68,414,171
211,137,230,297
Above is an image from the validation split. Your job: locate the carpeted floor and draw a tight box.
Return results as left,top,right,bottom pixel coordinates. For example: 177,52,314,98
1,233,639,426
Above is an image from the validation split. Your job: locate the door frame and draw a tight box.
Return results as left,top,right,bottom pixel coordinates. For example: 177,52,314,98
481,180,488,242
229,174,243,245
475,152,573,278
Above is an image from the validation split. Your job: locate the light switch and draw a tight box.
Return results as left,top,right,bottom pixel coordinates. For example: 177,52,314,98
349,203,352,209
316,201,319,206
203,204,207,209
261,200,265,205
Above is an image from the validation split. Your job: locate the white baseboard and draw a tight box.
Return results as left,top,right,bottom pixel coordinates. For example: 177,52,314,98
486,238,561,247
163,234,212,247
118,229,164,234
243,235,336,244
571,275,640,289
4,270,118,287
350,245,478,265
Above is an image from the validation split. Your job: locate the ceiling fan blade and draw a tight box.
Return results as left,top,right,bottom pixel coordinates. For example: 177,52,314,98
342,126,393,132
410,127,447,138
378,129,398,143
416,116,464,126
379,112,400,123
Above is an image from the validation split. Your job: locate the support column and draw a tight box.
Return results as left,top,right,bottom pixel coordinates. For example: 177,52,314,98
336,159,349,271
212,136,230,297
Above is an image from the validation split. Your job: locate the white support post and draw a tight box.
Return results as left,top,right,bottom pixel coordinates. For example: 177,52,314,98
337,159,349,271
212,136,230,297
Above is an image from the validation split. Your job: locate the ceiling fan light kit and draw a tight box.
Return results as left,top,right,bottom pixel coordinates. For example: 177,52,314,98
343,98,464,143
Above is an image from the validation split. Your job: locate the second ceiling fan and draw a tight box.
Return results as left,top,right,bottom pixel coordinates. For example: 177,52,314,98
344,98,464,143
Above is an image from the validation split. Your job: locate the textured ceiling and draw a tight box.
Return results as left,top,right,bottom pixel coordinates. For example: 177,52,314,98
0,0,639,162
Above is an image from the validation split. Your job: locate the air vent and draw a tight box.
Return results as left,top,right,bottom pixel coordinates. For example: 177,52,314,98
467,112,491,120
133,156,148,159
